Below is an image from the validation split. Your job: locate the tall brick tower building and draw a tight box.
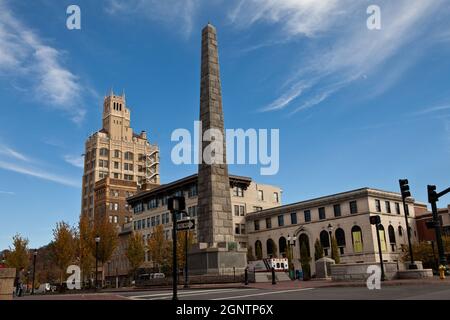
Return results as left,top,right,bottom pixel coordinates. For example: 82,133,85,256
81,92,160,224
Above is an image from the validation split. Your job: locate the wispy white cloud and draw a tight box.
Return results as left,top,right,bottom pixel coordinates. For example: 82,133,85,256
64,154,84,168
0,1,87,123
411,105,450,116
106,0,200,37
0,191,15,195
0,160,80,188
229,0,445,114
0,145,29,162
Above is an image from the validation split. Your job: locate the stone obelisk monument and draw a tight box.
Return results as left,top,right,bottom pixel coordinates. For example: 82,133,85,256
189,23,247,275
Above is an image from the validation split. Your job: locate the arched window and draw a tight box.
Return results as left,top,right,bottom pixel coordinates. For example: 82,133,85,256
398,226,403,237
125,151,134,161
335,228,346,255
278,237,287,258
388,225,396,251
319,230,330,257
266,239,277,258
378,224,387,252
114,150,121,158
299,234,310,258
255,241,263,260
351,225,363,253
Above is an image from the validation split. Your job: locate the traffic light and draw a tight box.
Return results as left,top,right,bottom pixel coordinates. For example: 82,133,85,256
427,185,437,203
399,179,411,199
168,196,186,212
370,215,381,225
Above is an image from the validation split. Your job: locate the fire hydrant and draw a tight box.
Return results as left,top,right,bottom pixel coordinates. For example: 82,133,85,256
439,265,446,280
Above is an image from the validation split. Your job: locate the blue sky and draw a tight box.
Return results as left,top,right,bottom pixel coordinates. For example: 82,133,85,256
1,0,450,250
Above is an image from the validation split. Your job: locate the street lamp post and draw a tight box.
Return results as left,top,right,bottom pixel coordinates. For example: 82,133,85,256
95,235,100,290
327,224,334,260
287,234,296,279
31,249,37,295
184,216,190,289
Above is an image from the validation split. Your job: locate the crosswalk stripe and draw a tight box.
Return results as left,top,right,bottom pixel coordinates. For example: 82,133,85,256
211,288,315,300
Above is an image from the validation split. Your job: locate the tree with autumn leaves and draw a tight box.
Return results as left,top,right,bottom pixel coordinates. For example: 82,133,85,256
126,233,145,281
51,222,77,286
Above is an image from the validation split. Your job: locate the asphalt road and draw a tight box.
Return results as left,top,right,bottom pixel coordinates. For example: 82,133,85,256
121,285,450,300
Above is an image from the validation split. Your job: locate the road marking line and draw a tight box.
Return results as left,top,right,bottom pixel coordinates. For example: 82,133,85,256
146,288,258,300
128,288,254,300
212,288,315,300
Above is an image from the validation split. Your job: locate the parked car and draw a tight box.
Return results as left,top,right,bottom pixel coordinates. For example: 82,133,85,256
151,273,165,279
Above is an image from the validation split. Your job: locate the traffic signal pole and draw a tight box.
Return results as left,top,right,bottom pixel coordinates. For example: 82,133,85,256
399,179,417,269
375,222,386,281
428,185,450,270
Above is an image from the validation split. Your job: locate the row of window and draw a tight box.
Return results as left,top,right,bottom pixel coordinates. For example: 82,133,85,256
98,149,142,161
235,224,246,235
374,199,409,216
255,224,408,259
133,206,198,230
257,190,279,203
254,201,358,231
132,187,198,214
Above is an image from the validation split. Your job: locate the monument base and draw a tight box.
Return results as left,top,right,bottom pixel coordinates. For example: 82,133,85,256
188,244,247,275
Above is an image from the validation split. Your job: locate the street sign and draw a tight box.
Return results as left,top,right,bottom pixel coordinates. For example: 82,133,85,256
176,219,195,231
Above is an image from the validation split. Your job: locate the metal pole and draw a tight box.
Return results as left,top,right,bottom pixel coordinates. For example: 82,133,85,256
431,200,447,268
95,241,98,290
244,267,249,285
31,252,37,295
172,210,178,300
184,230,189,289
375,223,386,281
402,198,417,269
271,267,276,285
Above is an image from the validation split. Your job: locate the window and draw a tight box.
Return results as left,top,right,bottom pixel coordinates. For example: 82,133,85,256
320,230,330,254
113,161,120,169
148,198,158,209
266,218,272,229
187,206,197,217
113,216,118,223
99,159,108,168
388,225,396,251
385,201,391,213
99,148,108,157
155,215,160,225
351,225,363,253
398,226,403,236
405,205,410,216
137,220,142,230
124,151,134,161
162,213,170,224
99,171,108,179
335,228,346,255
241,224,246,235
350,201,358,214
235,224,240,234
333,204,341,217
234,205,240,217
108,215,113,223
378,224,387,252
124,163,133,171
114,203,118,211
124,174,133,181
151,217,156,227
239,205,245,216
375,199,381,212
254,220,260,231
290,212,297,225
258,190,264,201
278,215,284,227
304,210,311,222
113,173,121,179
233,186,244,197
188,184,198,197
253,206,262,212
395,202,400,214
138,165,143,173
133,202,143,214
273,192,279,203
113,150,121,158
138,153,145,161
318,207,326,220
124,216,129,223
